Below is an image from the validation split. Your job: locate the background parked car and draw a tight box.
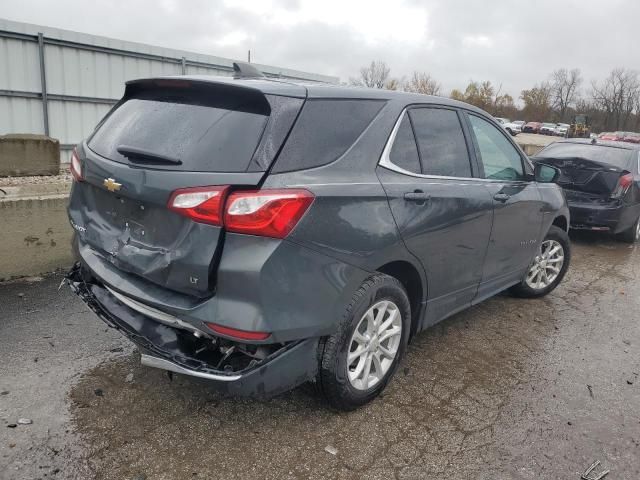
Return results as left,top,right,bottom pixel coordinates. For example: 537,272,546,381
493,117,519,136
503,120,523,136
523,121,542,134
622,132,640,144
540,123,557,135
533,139,640,242
599,131,625,141
553,123,570,137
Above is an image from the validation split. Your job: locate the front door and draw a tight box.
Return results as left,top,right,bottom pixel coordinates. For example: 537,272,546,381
463,113,544,302
378,107,494,327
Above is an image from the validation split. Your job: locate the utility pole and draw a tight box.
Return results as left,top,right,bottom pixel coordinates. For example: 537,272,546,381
247,50,251,63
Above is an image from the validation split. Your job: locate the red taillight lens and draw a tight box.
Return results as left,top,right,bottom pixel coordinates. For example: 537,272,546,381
612,173,633,199
168,186,229,225
70,149,83,182
205,323,271,341
224,189,314,239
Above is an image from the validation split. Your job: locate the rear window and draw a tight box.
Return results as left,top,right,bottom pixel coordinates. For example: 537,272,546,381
271,99,385,173
88,82,270,172
537,143,634,170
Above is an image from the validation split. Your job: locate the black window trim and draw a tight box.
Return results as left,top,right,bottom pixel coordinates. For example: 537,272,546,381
462,111,534,183
379,104,481,181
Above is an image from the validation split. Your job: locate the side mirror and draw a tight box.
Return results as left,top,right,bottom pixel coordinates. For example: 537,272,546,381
534,163,560,183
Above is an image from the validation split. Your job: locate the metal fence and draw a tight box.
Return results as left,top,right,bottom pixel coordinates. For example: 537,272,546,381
0,18,338,164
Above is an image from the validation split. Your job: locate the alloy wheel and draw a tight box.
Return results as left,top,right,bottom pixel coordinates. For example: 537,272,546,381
347,300,402,391
525,240,565,290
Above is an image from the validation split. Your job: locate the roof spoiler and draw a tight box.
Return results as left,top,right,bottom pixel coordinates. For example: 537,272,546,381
233,61,265,79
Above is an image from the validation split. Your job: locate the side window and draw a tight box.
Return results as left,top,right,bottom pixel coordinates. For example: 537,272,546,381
468,114,524,181
272,99,385,173
408,108,472,178
389,115,421,174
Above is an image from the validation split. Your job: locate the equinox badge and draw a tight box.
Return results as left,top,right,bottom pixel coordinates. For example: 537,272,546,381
103,178,122,192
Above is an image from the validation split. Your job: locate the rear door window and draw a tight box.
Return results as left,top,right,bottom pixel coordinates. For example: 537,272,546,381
468,114,525,181
272,99,385,173
389,115,421,174
88,83,270,172
408,108,473,178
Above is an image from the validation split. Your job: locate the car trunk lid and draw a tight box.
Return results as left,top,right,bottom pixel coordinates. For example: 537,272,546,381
68,78,305,297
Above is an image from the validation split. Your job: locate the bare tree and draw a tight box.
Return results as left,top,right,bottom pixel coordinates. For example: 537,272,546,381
404,71,442,96
384,78,401,91
550,68,582,121
520,82,553,121
448,80,514,116
350,61,391,89
591,68,640,130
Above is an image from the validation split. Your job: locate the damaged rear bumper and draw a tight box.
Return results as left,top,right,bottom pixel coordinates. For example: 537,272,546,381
66,264,319,397
568,202,626,233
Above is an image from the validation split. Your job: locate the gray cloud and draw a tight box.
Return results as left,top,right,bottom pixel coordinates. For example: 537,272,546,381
2,0,637,99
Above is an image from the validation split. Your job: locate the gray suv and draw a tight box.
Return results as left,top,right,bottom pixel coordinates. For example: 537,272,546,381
66,64,571,410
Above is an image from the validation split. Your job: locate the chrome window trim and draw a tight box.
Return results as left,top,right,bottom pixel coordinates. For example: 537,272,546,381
378,109,531,184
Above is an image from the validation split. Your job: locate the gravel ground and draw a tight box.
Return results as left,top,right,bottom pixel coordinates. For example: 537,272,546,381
0,231,638,479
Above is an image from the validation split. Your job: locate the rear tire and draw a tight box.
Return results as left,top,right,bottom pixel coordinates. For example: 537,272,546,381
317,274,411,411
510,226,571,298
617,216,640,243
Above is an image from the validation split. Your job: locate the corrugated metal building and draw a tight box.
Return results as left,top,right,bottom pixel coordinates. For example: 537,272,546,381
0,18,339,163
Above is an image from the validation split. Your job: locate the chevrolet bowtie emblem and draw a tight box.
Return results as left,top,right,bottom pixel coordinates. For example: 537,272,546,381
103,178,122,192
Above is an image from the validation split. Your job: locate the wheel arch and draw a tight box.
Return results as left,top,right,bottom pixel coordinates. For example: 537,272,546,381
376,260,425,339
552,215,568,232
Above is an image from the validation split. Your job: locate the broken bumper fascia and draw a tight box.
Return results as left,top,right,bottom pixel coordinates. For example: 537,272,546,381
568,203,624,232
66,264,319,398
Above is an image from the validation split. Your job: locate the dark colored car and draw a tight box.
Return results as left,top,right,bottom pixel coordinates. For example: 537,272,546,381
534,139,640,242
523,121,542,134
66,64,571,410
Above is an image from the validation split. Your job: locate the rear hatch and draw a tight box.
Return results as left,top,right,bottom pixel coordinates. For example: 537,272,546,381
533,143,634,203
69,78,305,297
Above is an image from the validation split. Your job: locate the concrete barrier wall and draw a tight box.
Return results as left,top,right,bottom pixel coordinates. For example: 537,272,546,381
0,134,60,176
0,194,73,280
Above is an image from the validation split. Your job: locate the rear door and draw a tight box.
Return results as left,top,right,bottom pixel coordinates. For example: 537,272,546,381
69,79,305,297
377,106,494,326
463,112,544,299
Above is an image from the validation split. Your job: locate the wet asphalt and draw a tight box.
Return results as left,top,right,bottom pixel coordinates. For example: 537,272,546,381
0,232,638,480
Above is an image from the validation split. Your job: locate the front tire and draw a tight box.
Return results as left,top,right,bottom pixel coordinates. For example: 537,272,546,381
510,226,571,298
317,274,411,410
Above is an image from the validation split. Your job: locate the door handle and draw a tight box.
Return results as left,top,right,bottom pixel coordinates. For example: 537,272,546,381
493,192,510,202
404,191,431,203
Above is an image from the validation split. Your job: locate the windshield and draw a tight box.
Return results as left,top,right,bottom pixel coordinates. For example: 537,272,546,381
537,143,634,170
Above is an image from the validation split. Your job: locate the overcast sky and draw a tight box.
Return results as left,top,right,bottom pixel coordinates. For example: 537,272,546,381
2,0,638,98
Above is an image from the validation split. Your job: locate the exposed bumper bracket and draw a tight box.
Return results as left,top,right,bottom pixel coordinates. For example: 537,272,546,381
140,354,242,381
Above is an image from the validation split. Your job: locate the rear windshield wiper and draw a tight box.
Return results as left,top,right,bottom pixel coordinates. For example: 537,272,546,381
116,145,182,165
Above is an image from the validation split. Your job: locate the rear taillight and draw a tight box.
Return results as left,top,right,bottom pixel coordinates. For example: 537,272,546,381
205,322,271,341
224,189,314,239
70,149,83,182
612,173,633,199
168,186,229,226
167,187,314,237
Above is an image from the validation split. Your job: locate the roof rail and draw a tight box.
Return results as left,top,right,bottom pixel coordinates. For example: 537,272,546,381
233,62,265,79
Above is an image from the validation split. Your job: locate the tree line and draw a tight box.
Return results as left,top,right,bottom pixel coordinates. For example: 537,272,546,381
350,61,640,133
